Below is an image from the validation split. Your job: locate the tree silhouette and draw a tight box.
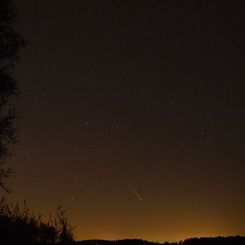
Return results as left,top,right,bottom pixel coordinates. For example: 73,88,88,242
0,0,25,191
0,3,76,243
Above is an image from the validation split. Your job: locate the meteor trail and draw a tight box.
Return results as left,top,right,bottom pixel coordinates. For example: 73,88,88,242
128,183,143,203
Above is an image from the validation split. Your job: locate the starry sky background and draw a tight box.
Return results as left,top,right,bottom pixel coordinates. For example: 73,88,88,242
5,0,245,242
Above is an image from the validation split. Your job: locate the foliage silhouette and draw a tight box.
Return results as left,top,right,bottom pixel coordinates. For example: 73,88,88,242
0,198,74,244
0,0,26,191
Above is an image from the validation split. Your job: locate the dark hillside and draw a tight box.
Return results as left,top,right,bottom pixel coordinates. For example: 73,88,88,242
72,236,245,245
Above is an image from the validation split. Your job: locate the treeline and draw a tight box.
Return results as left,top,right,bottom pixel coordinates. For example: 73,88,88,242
75,237,245,245
0,198,74,244
180,236,245,245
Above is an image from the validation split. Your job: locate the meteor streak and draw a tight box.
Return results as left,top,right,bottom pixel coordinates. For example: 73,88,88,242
128,183,143,203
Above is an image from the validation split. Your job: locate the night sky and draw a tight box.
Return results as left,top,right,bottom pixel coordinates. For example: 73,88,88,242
7,0,245,242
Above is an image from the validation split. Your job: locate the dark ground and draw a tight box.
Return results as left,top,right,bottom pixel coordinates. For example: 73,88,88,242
38,236,245,245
